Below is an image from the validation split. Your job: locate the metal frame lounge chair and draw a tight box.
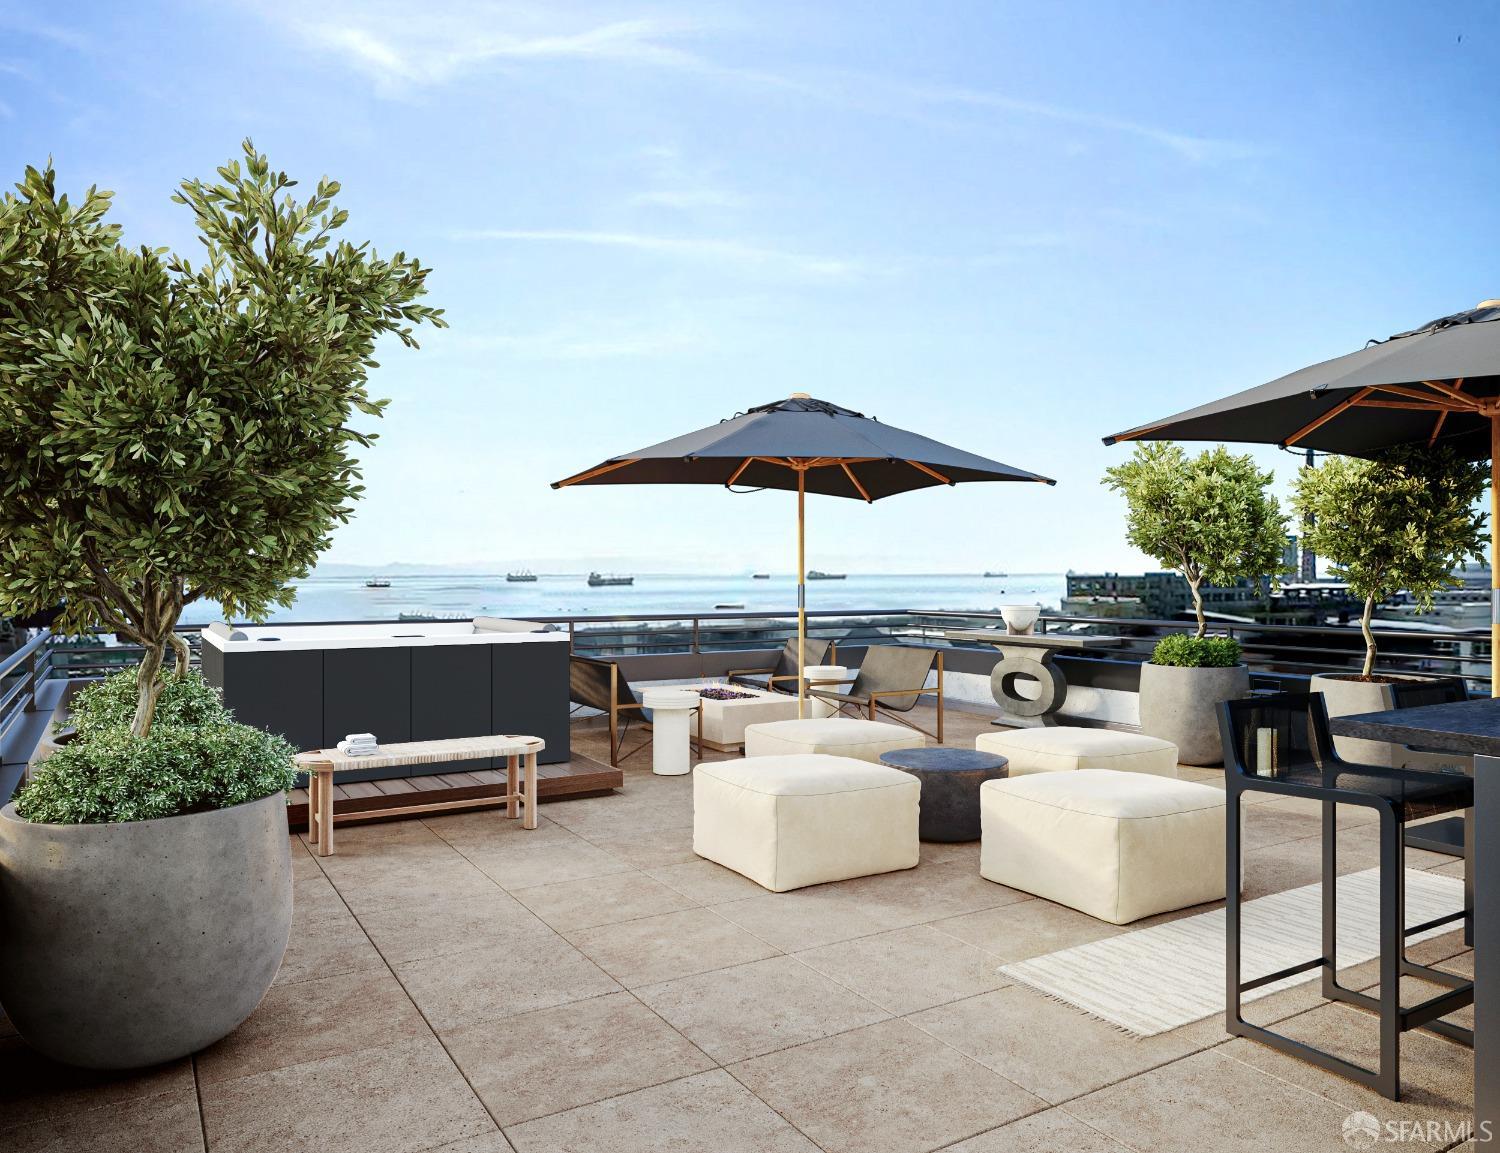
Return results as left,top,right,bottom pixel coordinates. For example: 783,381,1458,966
726,636,834,694
569,655,701,769
808,644,944,743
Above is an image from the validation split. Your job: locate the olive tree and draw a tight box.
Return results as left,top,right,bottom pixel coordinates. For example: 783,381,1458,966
1291,446,1487,678
1103,442,1288,637
0,141,444,735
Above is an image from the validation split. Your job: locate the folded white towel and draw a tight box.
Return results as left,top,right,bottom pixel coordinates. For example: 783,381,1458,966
337,735,380,757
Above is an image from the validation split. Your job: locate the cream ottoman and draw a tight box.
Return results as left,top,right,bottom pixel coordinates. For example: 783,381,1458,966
975,728,1177,778
743,718,923,763
979,770,1225,924
693,754,919,892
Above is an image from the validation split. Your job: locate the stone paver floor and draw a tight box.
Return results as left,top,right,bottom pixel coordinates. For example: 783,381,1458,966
0,705,1477,1152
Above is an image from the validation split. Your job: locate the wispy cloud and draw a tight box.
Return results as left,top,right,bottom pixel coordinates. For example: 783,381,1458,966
459,228,866,279
629,145,746,211
900,85,1260,164
456,320,704,361
249,3,1255,164
0,9,91,52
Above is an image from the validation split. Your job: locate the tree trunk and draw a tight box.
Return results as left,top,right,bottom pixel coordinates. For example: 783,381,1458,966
131,642,167,737
1359,593,1378,679
168,632,191,678
1188,577,1206,638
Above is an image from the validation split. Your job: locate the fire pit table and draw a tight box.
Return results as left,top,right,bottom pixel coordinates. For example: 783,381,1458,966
690,683,800,751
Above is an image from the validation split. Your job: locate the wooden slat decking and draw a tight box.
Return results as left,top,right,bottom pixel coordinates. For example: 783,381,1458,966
284,754,622,831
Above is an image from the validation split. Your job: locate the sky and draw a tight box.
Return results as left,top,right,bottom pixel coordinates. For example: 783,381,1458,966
2,1,1498,575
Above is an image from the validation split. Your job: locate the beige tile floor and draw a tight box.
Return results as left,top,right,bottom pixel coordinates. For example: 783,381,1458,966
0,704,1478,1152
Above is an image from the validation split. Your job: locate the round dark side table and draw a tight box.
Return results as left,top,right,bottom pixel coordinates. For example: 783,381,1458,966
878,746,1010,842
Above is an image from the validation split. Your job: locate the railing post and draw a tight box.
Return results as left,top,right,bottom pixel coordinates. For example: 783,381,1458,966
23,646,37,711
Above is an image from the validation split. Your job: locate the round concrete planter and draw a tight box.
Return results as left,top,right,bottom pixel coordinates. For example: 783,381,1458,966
0,792,292,1069
1138,662,1250,767
1310,672,1434,766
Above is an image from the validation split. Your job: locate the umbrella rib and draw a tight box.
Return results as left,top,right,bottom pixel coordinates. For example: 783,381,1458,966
1284,387,1376,447
1420,378,1475,406
726,458,754,487
1429,410,1449,446
839,462,873,503
555,458,637,487
908,460,954,485
1355,399,1470,412
1368,382,1478,408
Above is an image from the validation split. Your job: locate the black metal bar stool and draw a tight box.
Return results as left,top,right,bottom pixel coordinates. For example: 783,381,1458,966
1220,691,1473,1101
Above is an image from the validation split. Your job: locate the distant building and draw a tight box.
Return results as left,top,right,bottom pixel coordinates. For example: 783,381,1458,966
1063,572,1267,621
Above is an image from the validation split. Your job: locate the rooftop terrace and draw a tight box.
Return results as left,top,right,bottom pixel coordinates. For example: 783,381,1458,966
0,701,1476,1153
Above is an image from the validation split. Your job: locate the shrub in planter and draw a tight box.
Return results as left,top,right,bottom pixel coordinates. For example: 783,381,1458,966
17,672,296,825
1150,635,1242,669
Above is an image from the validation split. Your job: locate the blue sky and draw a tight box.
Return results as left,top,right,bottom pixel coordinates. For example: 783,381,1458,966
3,1,1497,574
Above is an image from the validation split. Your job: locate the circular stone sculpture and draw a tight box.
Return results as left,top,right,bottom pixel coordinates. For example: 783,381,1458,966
878,746,1010,841
1137,662,1250,767
0,792,292,1069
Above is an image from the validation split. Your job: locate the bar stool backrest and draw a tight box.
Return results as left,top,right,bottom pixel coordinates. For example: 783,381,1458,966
1219,692,1335,781
1389,676,1469,710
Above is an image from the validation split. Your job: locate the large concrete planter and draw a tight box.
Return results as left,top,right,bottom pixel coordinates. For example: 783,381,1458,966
0,792,292,1069
1310,673,1434,766
1138,662,1250,767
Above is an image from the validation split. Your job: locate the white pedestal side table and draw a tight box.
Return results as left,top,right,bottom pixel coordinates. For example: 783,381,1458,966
803,664,854,719
642,688,700,776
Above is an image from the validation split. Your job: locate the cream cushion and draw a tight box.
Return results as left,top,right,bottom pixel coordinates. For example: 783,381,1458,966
979,770,1225,924
743,718,924,763
693,754,920,892
975,728,1178,778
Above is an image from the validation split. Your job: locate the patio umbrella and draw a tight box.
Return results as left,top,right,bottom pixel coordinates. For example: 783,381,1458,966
554,394,1055,714
1104,299,1500,692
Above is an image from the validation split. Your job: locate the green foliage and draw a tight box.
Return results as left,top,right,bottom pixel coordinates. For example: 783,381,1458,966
1102,443,1288,636
68,666,229,741
15,722,297,825
0,141,443,734
1291,446,1488,675
1150,633,1242,668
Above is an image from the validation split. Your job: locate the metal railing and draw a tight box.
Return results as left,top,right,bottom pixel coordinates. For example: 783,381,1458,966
12,605,1492,703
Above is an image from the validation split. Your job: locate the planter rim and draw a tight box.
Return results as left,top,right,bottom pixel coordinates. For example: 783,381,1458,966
1,790,286,833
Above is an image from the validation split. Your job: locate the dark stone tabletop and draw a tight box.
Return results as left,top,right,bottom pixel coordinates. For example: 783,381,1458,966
1329,698,1500,758
878,747,1010,773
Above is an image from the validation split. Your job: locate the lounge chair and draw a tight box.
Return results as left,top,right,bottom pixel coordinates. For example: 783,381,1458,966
569,655,700,768
808,645,944,743
726,636,833,694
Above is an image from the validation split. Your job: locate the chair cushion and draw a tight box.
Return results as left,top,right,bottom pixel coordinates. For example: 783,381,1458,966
979,770,1226,924
694,755,920,891
975,728,1177,777
744,718,924,763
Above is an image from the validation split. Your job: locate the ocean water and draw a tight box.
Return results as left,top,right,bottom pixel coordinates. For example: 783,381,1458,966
180,571,1069,626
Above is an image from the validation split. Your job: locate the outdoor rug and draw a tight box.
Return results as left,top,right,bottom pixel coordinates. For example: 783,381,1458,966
997,867,1465,1036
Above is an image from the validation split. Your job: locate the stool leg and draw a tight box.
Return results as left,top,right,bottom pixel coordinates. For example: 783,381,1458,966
507,755,520,819
306,772,320,847
1226,784,1245,1034
523,752,539,830
318,769,335,858
1321,798,1338,999
1377,806,1402,1101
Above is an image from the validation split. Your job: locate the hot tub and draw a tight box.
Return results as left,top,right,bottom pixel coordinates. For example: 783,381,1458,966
201,619,570,774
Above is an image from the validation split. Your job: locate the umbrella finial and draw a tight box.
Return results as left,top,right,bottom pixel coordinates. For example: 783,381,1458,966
1479,299,1500,310
790,391,811,399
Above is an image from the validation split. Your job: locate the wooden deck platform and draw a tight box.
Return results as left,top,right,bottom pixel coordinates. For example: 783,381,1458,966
284,755,623,831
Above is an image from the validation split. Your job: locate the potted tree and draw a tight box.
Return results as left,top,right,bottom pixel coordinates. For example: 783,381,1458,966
1103,443,1287,764
0,144,442,1068
1292,446,1487,763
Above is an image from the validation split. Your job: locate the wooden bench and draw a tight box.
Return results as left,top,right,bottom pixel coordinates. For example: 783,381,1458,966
294,735,544,856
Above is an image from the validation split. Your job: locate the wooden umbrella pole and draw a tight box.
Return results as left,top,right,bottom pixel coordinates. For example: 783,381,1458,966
1492,413,1499,699
797,467,806,719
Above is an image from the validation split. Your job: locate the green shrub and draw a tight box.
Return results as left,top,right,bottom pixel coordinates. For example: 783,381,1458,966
1151,634,1242,668
68,667,230,741
17,668,296,824
17,722,297,825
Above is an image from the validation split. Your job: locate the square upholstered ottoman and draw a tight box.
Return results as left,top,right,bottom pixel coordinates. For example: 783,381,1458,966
975,728,1177,777
742,718,924,764
693,754,920,892
979,769,1225,924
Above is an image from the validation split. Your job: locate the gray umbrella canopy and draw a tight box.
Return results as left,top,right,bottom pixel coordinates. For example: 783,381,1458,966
1104,301,1500,458
555,394,1054,718
554,395,1055,498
